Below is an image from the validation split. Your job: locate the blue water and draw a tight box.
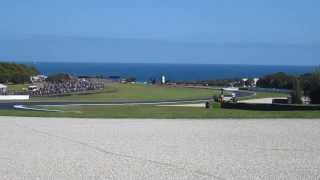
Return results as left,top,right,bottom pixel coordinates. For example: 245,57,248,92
30,62,316,82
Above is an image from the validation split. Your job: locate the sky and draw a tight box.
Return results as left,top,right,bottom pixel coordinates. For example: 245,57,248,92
0,0,319,65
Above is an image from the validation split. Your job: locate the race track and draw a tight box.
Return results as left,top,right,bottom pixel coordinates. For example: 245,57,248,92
0,90,255,111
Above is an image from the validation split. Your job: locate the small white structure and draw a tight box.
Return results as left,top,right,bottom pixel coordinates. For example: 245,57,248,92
30,75,47,83
253,78,259,87
242,78,248,87
0,95,29,100
0,84,7,94
161,75,166,84
223,87,239,91
28,85,39,92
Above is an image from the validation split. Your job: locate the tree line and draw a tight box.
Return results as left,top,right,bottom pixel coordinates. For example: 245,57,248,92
257,70,320,104
0,62,38,84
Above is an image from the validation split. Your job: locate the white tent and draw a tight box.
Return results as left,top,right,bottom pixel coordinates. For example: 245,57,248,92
0,84,7,94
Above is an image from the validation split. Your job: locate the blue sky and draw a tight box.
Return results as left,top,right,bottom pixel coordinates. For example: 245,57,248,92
0,0,319,65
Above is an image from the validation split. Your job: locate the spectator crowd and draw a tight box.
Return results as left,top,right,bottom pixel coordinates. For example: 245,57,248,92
29,79,104,97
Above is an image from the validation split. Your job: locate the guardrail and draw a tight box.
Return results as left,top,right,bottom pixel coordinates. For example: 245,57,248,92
221,102,320,111
248,87,292,93
0,95,30,100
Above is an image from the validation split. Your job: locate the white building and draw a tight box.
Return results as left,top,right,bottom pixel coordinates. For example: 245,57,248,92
0,84,7,94
253,78,259,87
30,75,47,83
28,85,39,92
242,78,248,87
161,75,166,84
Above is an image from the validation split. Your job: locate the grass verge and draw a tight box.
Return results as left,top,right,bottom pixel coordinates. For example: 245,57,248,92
30,83,218,102
1,104,320,119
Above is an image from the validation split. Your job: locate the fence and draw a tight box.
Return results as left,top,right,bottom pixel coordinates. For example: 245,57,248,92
248,87,292,93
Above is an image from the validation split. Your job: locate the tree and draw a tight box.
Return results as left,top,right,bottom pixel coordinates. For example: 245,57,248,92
308,70,320,104
46,73,71,82
291,78,302,104
0,62,38,84
300,73,313,96
256,72,295,89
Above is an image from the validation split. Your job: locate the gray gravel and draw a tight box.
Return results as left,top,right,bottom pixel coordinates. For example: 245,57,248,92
0,117,320,180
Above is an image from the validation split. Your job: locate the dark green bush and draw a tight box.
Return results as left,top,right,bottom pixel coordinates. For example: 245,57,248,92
291,79,302,104
0,62,38,83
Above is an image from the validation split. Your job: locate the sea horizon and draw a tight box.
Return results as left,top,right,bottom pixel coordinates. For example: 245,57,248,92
11,60,318,67
15,61,317,82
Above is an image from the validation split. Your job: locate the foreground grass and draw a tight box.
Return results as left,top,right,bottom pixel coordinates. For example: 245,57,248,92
31,83,218,102
1,104,320,118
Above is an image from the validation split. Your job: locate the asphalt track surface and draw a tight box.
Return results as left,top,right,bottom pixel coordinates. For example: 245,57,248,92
0,90,254,110
0,117,320,179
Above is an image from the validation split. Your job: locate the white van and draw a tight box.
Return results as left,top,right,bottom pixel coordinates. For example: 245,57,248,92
28,85,38,92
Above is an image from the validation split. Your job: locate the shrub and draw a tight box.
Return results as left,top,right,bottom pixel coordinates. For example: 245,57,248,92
309,70,320,104
291,78,302,104
46,73,71,83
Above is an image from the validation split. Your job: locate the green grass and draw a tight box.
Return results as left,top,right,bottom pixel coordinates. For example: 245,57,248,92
7,84,28,93
1,104,320,118
0,85,312,119
31,83,219,102
30,83,286,102
0,83,287,105
0,83,306,119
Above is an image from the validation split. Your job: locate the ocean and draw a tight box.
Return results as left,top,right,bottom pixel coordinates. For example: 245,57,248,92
30,62,316,82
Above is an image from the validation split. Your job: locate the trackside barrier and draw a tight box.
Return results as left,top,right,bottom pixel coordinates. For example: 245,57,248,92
221,102,320,111
0,95,29,100
248,87,292,93
13,105,63,112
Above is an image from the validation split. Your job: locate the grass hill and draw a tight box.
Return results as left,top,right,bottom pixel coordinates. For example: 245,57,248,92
0,62,38,83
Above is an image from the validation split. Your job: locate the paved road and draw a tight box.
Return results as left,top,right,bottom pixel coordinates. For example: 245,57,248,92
0,90,255,110
239,97,288,104
0,117,319,180
0,99,211,110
